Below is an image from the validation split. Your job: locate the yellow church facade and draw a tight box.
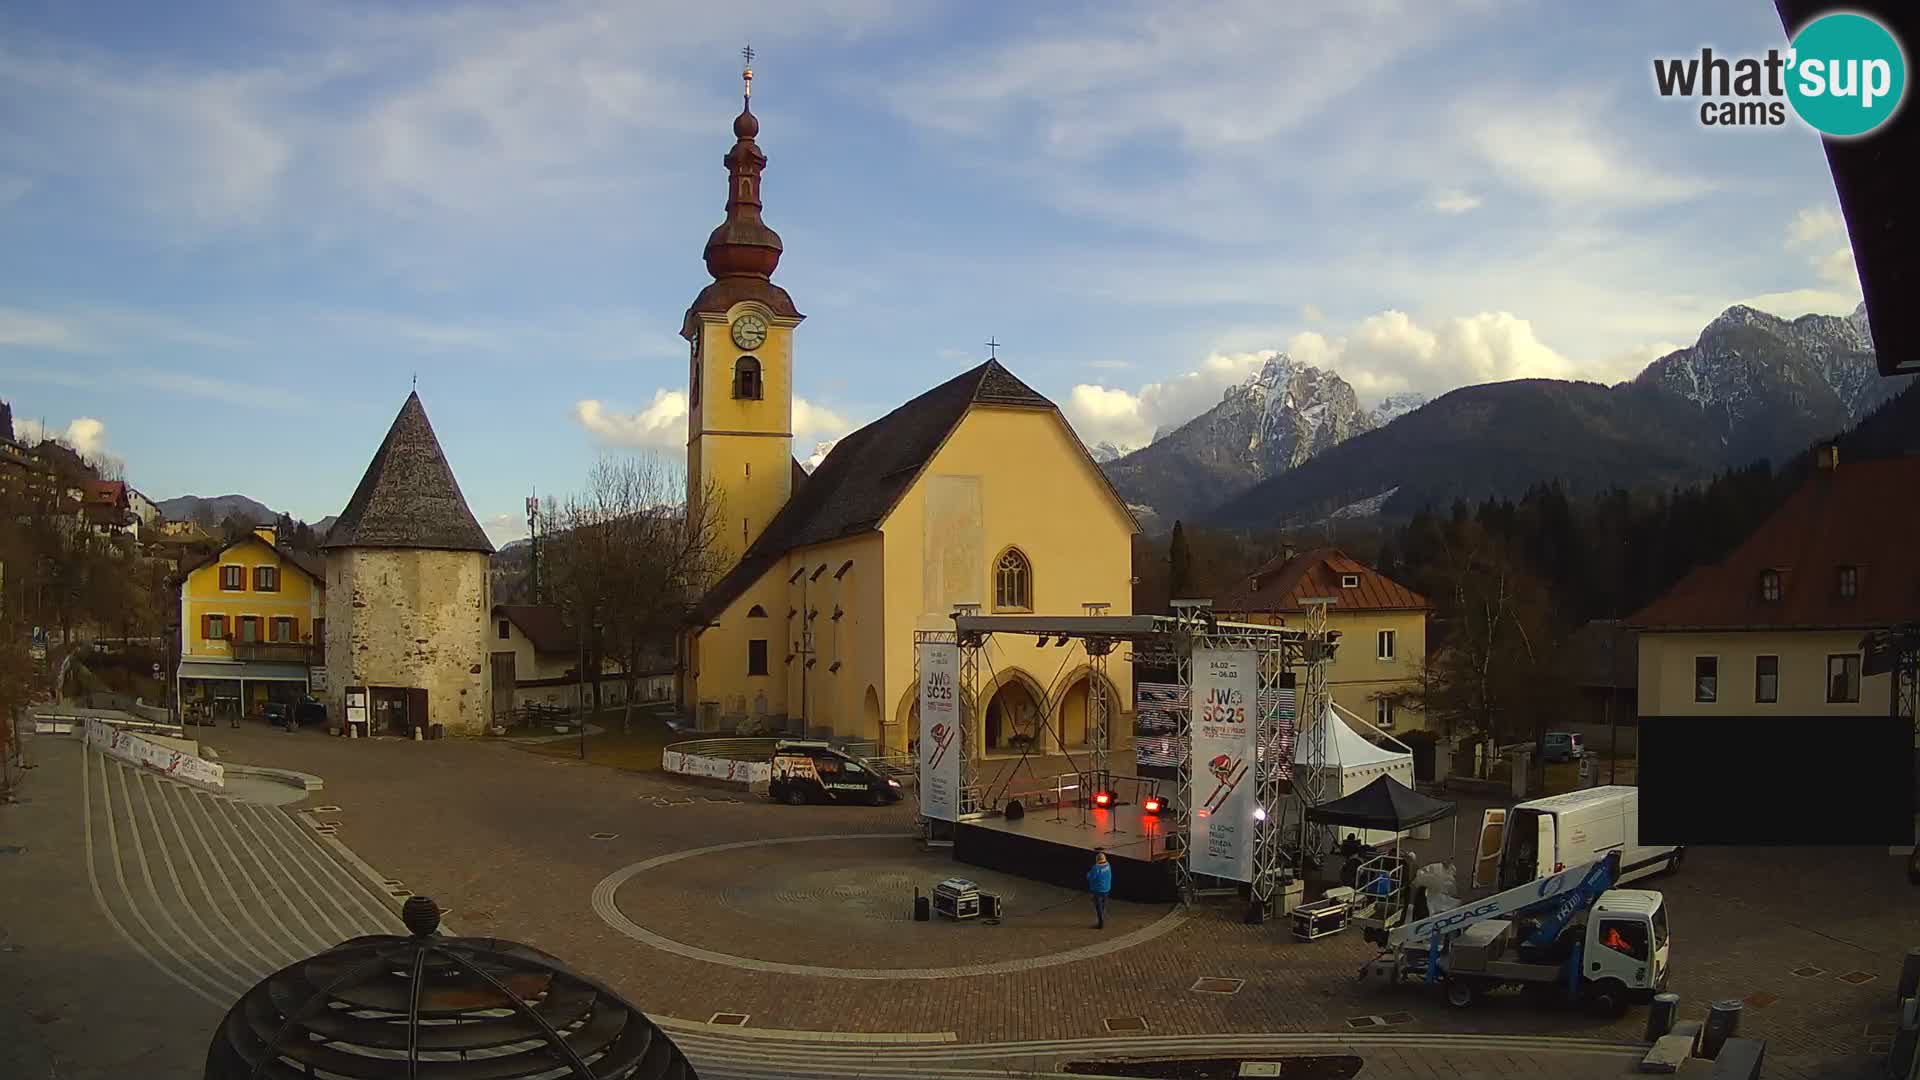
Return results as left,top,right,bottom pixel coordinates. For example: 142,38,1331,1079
677,65,1138,764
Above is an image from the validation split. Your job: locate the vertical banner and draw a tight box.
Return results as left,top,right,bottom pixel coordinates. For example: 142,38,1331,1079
1190,647,1258,882
918,641,961,821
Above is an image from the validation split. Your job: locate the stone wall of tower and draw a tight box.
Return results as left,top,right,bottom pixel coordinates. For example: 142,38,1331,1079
324,547,492,736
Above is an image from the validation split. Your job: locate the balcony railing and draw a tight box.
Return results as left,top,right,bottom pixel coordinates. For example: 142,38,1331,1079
229,641,320,664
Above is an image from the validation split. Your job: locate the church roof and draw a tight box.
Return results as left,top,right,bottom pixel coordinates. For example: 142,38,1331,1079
692,359,1055,624
322,392,495,554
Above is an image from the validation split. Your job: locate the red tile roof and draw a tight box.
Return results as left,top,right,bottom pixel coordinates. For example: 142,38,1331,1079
1630,456,1920,630
1216,547,1431,614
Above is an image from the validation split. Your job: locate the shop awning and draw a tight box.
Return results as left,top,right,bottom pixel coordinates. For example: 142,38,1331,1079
178,660,312,683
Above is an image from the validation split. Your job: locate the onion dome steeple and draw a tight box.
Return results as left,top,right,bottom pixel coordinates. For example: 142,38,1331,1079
703,46,783,281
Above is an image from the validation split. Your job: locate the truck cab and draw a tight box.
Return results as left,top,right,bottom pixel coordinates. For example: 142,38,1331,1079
1583,889,1670,1008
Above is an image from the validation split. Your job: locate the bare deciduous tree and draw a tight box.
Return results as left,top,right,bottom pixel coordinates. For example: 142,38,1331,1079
546,455,726,732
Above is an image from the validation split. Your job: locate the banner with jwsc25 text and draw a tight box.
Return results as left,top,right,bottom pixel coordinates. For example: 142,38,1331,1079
918,641,961,822
1189,647,1257,882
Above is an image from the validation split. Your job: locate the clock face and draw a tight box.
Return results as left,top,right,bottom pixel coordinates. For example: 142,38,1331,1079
731,313,768,350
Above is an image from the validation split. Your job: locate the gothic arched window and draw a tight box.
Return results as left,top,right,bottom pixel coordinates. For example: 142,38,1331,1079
994,547,1032,612
733,356,763,400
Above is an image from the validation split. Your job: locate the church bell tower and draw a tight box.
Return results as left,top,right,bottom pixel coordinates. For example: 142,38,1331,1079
682,49,805,565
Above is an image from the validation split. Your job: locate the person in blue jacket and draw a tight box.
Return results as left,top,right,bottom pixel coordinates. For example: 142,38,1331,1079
1087,849,1113,929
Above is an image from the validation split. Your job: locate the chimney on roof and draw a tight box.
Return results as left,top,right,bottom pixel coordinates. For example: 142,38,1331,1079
1816,444,1839,471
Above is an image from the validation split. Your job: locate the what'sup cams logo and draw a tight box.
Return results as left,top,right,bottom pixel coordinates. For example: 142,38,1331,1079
1654,11,1907,137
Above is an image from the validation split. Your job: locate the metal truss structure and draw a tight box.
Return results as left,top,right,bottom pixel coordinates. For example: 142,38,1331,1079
1864,623,1919,728
1293,601,1335,859
944,606,1333,909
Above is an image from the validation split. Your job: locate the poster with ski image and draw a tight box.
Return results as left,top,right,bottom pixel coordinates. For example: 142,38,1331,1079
918,641,961,821
1189,647,1257,882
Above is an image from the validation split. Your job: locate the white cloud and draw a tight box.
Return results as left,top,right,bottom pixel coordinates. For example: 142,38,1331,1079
0,2,917,236
0,308,80,350
576,391,854,452
1429,190,1481,214
1299,304,1324,323
1784,205,1861,294
17,415,111,459
793,399,853,442
1463,95,1714,209
576,390,687,450
481,512,529,546
1064,350,1279,452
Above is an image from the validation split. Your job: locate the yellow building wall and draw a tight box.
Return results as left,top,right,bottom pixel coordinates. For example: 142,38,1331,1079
688,302,797,563
880,405,1137,763
1227,607,1429,732
1638,630,1889,716
180,534,325,660
689,533,885,740
686,404,1138,763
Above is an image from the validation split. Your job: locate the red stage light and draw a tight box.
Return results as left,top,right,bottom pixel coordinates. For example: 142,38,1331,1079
1142,796,1163,814
1093,790,1114,808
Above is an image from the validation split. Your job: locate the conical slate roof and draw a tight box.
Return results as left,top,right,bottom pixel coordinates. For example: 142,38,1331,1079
322,392,494,554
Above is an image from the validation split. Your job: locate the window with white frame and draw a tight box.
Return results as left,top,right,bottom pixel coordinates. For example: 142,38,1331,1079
1375,696,1396,729
219,565,245,591
1377,629,1395,660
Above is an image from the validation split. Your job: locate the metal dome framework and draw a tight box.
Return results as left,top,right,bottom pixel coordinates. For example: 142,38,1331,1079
205,897,695,1080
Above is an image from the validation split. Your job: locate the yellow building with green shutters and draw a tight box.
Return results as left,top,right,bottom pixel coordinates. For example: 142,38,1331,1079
175,525,327,721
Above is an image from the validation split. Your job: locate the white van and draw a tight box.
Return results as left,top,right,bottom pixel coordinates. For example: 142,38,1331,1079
1472,785,1681,891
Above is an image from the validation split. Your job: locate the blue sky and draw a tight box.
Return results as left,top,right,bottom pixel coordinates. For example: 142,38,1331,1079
0,0,1867,543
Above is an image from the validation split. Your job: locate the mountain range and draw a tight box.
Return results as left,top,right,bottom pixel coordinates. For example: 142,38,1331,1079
1104,302,1907,531
154,493,335,538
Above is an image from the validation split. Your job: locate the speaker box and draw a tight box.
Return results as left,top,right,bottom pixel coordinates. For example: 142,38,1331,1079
913,895,931,922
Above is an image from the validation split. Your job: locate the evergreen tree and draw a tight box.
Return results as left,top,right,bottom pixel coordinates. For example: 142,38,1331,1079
1168,520,1193,599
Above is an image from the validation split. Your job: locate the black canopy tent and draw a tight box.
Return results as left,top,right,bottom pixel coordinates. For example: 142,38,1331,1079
1307,776,1460,924
1306,774,1457,832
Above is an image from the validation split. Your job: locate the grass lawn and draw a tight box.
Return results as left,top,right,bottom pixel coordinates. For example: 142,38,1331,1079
516,706,683,773
1541,754,1639,794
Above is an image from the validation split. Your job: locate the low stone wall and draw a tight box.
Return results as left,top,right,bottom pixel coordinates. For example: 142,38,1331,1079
663,739,776,786
84,717,224,789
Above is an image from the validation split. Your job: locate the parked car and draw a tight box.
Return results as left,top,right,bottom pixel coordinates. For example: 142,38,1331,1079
1541,731,1585,763
768,741,904,806
261,702,292,729
296,697,327,727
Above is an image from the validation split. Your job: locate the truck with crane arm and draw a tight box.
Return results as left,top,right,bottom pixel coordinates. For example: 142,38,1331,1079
1359,850,1670,1014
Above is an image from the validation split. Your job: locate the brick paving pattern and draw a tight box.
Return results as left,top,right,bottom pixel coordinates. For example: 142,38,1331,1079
51,725,1916,1077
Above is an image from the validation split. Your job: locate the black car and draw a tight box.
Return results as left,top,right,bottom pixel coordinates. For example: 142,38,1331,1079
768,741,904,806
261,702,292,728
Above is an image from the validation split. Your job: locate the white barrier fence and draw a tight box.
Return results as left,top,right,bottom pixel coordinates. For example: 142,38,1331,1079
662,749,769,786
85,717,225,789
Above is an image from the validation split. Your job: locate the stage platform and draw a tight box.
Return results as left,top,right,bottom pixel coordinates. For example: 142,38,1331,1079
954,803,1179,904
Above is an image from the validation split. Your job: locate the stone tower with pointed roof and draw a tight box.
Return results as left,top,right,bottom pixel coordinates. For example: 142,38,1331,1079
322,392,496,736
675,60,1141,765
